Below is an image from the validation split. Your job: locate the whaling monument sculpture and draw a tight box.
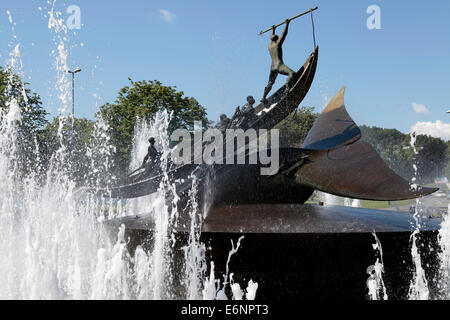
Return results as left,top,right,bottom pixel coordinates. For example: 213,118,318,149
94,7,441,299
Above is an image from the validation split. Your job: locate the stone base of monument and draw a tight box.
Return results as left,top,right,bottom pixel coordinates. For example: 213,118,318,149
104,204,442,300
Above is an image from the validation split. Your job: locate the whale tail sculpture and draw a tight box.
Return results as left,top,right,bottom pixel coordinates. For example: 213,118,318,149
293,86,438,201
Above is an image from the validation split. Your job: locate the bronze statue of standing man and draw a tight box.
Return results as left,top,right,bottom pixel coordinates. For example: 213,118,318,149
261,19,295,104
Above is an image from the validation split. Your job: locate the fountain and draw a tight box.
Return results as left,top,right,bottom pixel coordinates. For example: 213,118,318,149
0,3,449,301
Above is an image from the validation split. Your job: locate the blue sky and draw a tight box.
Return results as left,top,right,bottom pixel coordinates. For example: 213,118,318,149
1,0,449,138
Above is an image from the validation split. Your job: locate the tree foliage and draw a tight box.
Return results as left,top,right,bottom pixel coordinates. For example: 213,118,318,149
360,126,405,155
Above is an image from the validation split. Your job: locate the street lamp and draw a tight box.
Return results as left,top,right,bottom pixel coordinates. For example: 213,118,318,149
67,68,82,116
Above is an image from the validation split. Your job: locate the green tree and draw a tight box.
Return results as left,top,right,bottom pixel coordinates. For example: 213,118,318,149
98,79,209,172
383,143,414,180
361,125,450,182
360,125,405,155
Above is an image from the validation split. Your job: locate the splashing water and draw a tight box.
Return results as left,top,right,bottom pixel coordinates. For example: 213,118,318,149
0,42,119,300
317,192,341,206
344,198,361,208
202,237,258,300
93,114,257,300
118,111,182,300
351,199,361,208
344,197,351,207
47,1,71,113
0,7,256,299
366,232,388,300
407,132,430,300
0,40,114,299
216,236,245,299
437,204,450,298
182,174,207,299
0,80,254,300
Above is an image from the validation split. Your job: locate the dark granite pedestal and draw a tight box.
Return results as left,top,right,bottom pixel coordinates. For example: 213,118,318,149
104,204,442,300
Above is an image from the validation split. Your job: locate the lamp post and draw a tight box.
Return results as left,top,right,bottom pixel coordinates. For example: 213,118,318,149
67,68,81,116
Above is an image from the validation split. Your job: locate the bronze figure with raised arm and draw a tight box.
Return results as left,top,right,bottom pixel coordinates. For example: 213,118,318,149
261,19,296,104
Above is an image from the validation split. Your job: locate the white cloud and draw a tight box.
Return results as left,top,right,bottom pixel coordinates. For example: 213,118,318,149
412,102,430,115
410,120,450,141
159,9,176,23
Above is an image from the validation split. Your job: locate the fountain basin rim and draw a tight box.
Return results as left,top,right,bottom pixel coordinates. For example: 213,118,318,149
103,204,442,234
